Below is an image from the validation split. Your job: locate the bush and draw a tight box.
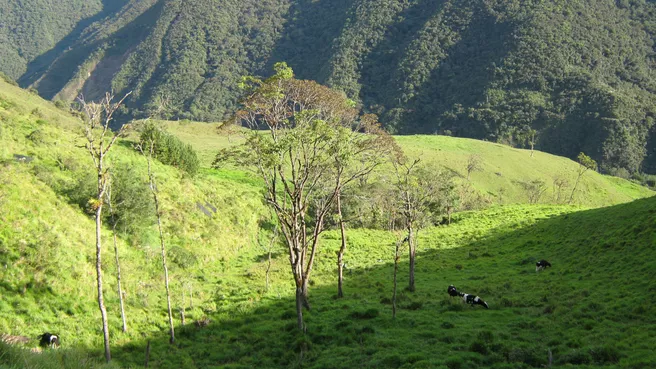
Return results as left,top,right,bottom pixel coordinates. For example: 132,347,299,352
350,308,379,320
54,100,70,110
590,345,623,364
557,349,591,365
27,129,47,144
139,122,200,176
107,163,155,234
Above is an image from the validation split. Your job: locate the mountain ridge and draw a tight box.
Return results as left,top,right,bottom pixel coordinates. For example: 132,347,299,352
2,0,656,174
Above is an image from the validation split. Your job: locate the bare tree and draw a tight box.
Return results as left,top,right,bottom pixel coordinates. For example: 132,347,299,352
466,154,483,181
138,139,175,344
552,175,570,203
519,179,548,204
79,91,131,362
105,181,127,333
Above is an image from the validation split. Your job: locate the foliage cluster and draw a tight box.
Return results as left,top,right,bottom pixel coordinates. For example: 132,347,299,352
139,121,200,176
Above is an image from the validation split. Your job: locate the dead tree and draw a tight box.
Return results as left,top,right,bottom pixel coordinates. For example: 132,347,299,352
79,91,131,362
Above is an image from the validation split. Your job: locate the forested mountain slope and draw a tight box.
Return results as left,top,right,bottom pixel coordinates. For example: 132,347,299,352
3,0,656,174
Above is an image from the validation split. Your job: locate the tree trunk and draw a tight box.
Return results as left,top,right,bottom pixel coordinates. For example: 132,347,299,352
265,251,272,292
568,173,583,204
155,194,175,344
392,241,400,319
146,150,175,344
112,225,127,333
295,287,304,330
336,190,347,298
95,202,111,362
407,226,416,292
301,277,311,311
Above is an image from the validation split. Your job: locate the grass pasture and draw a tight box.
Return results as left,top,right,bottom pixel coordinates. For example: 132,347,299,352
161,120,651,208
0,79,655,368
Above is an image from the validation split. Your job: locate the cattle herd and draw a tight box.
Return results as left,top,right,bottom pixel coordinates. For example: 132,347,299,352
1,260,552,351
447,259,552,309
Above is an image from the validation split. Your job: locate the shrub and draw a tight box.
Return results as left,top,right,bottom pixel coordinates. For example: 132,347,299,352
590,345,623,364
107,164,155,234
350,308,379,320
445,356,463,369
139,122,200,176
169,246,198,269
440,321,455,329
54,100,70,110
380,354,402,368
27,129,47,144
557,349,591,365
470,341,488,354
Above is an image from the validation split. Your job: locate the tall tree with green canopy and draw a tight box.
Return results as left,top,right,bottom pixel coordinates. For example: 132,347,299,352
219,62,394,330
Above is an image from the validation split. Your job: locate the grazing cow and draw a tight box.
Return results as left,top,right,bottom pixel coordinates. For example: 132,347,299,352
38,333,60,349
536,259,552,272
447,285,459,298
458,292,489,309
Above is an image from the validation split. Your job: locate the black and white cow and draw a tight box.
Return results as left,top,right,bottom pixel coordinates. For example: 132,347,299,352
536,259,552,272
447,285,458,298
458,291,489,309
38,333,60,349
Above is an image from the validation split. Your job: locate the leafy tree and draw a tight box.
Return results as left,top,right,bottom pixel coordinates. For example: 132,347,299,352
392,157,441,292
332,114,398,298
219,62,392,330
139,122,199,176
569,152,598,204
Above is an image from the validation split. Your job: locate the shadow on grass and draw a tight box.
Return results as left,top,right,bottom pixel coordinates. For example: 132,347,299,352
51,197,656,368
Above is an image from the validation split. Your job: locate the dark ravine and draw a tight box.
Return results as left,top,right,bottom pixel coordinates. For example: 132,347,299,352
3,0,656,173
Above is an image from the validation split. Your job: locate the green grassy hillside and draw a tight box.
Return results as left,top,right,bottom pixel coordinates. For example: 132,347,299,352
0,79,655,368
161,120,652,208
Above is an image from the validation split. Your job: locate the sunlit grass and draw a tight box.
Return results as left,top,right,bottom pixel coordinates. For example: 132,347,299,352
1,78,655,368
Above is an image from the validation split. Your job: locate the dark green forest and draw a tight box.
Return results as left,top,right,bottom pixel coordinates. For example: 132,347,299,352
2,0,656,174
